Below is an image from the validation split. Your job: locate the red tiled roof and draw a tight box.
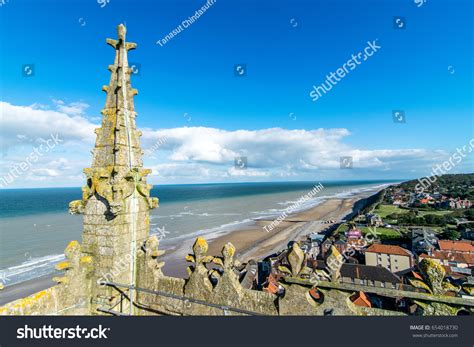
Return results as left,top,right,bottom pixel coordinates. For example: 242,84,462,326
438,240,474,253
263,274,279,294
350,291,371,308
366,244,412,257
422,251,474,266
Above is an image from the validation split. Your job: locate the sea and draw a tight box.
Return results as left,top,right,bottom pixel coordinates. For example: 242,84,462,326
0,180,397,286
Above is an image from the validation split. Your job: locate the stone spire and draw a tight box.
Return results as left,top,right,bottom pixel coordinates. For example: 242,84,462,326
69,24,158,314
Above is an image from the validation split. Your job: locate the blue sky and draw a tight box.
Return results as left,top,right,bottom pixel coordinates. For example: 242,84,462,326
0,0,473,187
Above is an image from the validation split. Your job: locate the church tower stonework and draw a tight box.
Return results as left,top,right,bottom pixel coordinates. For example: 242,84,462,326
69,24,158,314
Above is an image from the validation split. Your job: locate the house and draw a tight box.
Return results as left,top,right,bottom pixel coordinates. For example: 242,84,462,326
334,239,349,255
366,213,383,227
411,227,438,254
346,228,363,239
308,232,325,243
365,244,414,273
320,238,334,258
445,198,473,209
392,199,403,206
461,228,474,241
419,251,474,268
438,240,474,254
339,263,402,289
262,273,285,295
347,237,367,250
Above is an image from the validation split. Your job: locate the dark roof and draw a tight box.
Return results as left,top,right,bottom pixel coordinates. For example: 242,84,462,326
340,263,402,283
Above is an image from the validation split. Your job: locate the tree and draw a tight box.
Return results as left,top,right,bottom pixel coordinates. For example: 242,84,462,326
443,230,460,240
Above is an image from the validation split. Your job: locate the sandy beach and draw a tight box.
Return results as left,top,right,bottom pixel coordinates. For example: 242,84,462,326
161,192,375,278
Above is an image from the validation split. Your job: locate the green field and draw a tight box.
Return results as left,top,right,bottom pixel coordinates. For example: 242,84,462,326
372,204,408,218
417,210,453,217
358,226,401,239
336,223,401,239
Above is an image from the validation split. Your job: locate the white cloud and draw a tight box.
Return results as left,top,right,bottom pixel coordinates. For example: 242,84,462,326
53,99,90,116
0,101,96,151
142,126,439,173
0,100,465,187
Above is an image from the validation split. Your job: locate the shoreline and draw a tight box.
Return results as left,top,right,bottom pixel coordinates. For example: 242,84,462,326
161,188,382,278
0,185,387,304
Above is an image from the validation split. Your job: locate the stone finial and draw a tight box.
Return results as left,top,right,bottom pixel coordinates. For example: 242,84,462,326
143,235,165,259
208,242,237,281
326,246,344,282
142,236,166,274
278,242,311,278
288,242,305,276
118,24,126,41
185,237,214,276
220,243,236,271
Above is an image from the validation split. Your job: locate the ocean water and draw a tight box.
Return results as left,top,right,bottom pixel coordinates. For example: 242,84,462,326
0,180,395,286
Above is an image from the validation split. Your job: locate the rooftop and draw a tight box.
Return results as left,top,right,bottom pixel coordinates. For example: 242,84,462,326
420,251,474,265
340,263,402,284
366,244,413,257
438,240,474,253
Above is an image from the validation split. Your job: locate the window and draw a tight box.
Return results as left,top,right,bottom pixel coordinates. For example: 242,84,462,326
369,280,374,286
380,282,385,288
391,283,396,289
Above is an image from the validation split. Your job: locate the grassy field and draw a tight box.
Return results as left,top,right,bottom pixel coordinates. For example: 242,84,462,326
337,223,401,239
373,204,453,218
372,204,408,218
417,210,453,217
358,226,401,239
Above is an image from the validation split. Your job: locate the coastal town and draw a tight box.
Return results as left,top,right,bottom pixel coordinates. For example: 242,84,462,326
238,174,474,315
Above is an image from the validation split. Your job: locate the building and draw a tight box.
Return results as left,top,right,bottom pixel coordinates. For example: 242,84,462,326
366,213,383,227
461,228,474,241
340,263,402,289
346,228,363,239
411,227,438,254
438,240,474,254
442,198,473,209
419,251,474,268
365,244,413,273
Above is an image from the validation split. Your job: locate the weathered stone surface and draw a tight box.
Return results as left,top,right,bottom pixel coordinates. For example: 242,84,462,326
419,258,446,295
